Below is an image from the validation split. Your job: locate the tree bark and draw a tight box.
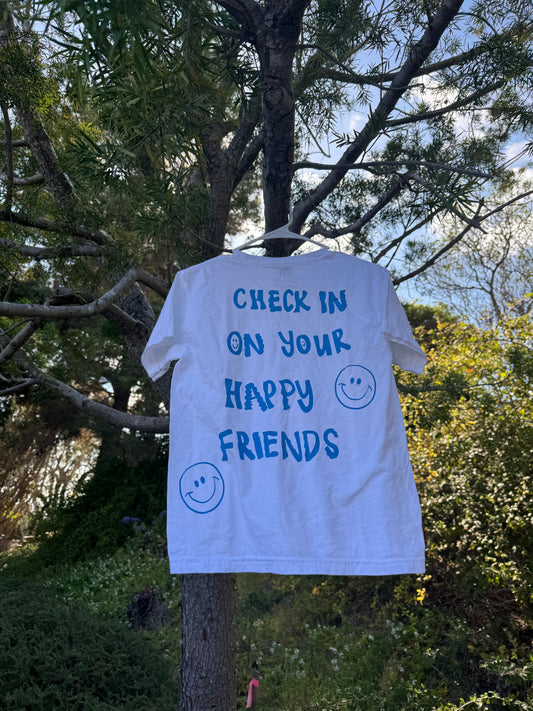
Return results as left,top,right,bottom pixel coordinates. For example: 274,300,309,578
180,573,236,711
200,101,261,261
255,3,309,254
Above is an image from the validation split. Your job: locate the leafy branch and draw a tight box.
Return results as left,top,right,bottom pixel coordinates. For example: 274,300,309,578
0,332,169,432
291,0,467,230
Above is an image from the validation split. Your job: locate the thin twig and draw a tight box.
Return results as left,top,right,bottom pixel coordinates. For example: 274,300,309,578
394,202,484,284
386,80,505,128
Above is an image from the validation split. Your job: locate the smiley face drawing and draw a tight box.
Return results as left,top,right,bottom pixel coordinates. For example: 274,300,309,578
227,331,241,354
179,462,225,514
335,365,376,410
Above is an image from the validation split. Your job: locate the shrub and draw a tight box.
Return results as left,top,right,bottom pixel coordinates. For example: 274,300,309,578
400,315,533,606
0,579,179,710
34,438,168,565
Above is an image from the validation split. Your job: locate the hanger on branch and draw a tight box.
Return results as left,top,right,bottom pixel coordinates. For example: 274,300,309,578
233,221,328,252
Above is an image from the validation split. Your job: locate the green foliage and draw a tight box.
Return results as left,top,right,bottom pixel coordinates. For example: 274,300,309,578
234,575,532,710
400,314,533,605
0,29,58,112
0,578,179,710
34,435,168,564
39,521,178,619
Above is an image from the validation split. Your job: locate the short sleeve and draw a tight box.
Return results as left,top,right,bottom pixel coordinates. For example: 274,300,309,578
384,278,427,374
141,271,187,381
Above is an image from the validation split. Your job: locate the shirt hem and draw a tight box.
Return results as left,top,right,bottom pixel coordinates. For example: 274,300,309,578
168,557,425,576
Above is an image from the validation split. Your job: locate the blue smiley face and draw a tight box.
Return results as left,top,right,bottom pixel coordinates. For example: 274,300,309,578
179,462,225,514
335,365,376,409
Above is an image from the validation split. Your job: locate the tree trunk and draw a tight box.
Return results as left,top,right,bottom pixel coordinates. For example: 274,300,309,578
178,7,308,709
257,7,302,242
255,4,309,256
180,573,236,711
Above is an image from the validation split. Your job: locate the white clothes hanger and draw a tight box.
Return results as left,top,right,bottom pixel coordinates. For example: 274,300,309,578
233,221,328,252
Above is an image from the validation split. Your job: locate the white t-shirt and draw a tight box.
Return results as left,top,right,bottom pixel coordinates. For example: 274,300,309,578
141,249,427,575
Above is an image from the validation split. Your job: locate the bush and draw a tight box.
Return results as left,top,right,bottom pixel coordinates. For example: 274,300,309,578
0,579,179,710
400,315,533,606
34,438,168,565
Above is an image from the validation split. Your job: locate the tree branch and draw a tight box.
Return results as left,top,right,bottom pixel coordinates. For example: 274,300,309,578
0,237,104,259
408,172,486,232
133,268,170,299
386,80,505,128
318,28,529,85
1,102,14,212
0,9,78,210
214,0,256,12
305,171,414,240
0,171,44,185
291,0,466,230
272,0,312,13
0,378,38,396
226,102,261,166
393,189,533,286
296,44,388,88
0,267,169,319
200,102,261,257
0,209,111,245
293,160,491,178
0,138,28,147
372,212,437,262
0,326,168,431
479,188,533,221
213,0,262,31
204,20,245,39
5,349,169,432
0,320,41,365
394,202,483,284
233,134,263,188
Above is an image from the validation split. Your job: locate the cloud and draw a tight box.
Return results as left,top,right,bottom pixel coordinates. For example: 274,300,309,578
505,140,530,166
348,112,366,133
297,169,322,186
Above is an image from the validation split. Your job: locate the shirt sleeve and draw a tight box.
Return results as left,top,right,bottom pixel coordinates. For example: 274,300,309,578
141,271,187,381
383,277,427,374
